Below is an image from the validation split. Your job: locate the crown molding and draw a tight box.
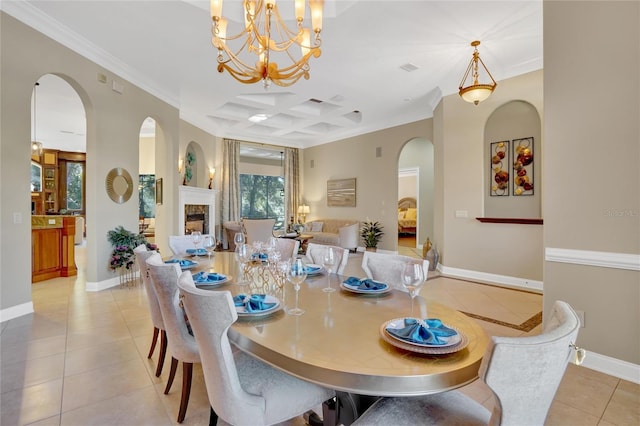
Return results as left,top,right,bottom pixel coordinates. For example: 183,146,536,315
546,248,640,271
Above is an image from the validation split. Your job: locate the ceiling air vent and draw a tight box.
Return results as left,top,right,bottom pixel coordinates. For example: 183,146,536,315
400,63,419,72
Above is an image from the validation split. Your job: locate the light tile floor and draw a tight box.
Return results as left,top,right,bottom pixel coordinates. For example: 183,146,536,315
1,245,638,425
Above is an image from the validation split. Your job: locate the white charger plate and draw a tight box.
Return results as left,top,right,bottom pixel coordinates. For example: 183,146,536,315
380,318,468,355
236,294,281,317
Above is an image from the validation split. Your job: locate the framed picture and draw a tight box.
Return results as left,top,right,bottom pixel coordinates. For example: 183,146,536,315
512,137,534,196
490,141,509,196
155,178,163,205
327,178,356,207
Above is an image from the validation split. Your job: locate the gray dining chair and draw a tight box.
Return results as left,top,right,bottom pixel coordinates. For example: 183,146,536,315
305,243,349,275
353,300,583,426
177,272,336,426
168,234,212,257
275,237,300,261
133,245,167,377
146,252,200,423
361,251,429,290
242,218,276,244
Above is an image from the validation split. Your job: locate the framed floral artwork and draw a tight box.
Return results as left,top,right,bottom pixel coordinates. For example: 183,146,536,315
490,141,509,196
512,137,534,196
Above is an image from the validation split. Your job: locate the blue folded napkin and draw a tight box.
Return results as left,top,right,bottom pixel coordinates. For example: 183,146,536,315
251,252,268,261
386,318,457,345
165,259,194,267
186,248,207,255
233,294,277,313
343,276,388,291
305,265,321,274
192,271,226,283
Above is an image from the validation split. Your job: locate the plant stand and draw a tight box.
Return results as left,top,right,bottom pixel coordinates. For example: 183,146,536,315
119,264,139,288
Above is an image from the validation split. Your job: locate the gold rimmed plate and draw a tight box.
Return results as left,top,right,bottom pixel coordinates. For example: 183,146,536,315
379,319,469,355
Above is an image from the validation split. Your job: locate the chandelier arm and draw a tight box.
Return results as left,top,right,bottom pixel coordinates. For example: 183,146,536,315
476,56,497,86
458,59,475,90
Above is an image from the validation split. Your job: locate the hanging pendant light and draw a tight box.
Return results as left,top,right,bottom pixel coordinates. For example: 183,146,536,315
31,82,44,155
458,41,497,105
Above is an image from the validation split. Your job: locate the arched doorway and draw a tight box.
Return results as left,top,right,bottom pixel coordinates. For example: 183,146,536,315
139,117,156,243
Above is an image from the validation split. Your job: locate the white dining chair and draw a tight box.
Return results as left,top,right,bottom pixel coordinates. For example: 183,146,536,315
275,237,300,262
305,243,349,275
361,251,429,290
242,218,275,244
353,300,583,426
169,234,212,257
177,273,336,426
133,245,167,377
146,253,200,423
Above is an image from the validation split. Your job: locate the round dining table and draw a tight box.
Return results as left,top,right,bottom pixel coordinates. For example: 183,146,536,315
188,252,489,423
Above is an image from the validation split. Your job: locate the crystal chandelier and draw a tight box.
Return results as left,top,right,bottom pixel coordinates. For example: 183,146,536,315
458,41,497,105
210,0,324,88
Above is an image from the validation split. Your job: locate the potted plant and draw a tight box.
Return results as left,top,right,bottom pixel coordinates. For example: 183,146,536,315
107,226,156,286
360,220,384,251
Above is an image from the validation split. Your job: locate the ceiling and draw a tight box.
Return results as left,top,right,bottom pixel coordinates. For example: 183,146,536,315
4,0,543,154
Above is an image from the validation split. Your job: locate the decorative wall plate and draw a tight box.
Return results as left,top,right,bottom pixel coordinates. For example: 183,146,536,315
105,167,133,204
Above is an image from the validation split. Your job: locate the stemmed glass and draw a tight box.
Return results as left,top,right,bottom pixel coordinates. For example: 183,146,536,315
236,243,253,287
203,235,216,263
321,247,336,293
287,258,307,316
191,231,202,259
401,262,425,317
234,232,245,252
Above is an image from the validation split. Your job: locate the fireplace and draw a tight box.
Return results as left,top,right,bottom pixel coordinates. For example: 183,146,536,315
178,186,216,237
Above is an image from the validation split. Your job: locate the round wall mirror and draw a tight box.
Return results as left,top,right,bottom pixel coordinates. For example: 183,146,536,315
105,167,133,204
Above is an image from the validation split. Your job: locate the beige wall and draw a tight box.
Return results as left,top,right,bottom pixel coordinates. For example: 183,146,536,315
543,1,639,364
1,13,183,310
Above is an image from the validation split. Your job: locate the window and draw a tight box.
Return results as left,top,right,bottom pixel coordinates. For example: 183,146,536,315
240,174,284,228
139,174,156,218
66,162,84,211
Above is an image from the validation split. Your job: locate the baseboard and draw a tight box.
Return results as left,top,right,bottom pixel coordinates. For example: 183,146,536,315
438,264,543,292
85,276,124,292
0,301,34,323
579,351,640,384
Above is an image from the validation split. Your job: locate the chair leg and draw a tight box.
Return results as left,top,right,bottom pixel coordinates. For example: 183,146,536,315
177,362,193,423
155,330,167,377
147,327,159,359
165,357,178,394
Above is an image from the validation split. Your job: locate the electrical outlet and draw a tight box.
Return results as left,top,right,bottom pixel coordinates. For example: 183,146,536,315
576,310,585,328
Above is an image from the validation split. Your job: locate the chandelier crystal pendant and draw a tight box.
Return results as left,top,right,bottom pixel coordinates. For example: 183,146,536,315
31,81,44,156
210,0,324,88
458,41,497,105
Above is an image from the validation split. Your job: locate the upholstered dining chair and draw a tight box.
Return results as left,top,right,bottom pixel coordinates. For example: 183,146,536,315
242,218,276,244
177,273,336,426
305,243,349,275
168,234,212,257
353,300,583,426
275,237,300,262
361,251,429,290
133,245,167,377
145,253,200,423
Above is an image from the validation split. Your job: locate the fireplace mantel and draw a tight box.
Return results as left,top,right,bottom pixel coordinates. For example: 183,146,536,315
178,186,217,236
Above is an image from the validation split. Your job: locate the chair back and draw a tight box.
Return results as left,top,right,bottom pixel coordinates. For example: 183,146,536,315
361,251,429,290
133,245,163,330
177,274,267,425
481,300,581,426
305,243,349,275
276,238,300,262
242,218,275,244
168,234,212,257
145,253,199,363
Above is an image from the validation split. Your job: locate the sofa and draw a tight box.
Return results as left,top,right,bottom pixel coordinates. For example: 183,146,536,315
302,219,359,251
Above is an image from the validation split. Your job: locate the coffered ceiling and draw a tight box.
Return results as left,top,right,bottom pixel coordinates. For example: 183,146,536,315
3,0,543,152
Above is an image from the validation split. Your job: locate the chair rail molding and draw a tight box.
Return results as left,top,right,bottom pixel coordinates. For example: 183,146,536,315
545,248,640,271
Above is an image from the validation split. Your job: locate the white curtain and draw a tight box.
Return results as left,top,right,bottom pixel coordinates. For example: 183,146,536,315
221,139,240,248
284,147,300,225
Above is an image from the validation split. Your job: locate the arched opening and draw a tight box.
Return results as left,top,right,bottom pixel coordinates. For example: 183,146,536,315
30,73,87,284
139,117,156,243
397,137,434,254
183,141,206,187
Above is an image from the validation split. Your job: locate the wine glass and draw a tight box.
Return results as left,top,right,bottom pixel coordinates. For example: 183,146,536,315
401,262,425,317
234,232,245,252
191,231,202,258
203,235,216,263
321,247,336,293
236,243,253,287
287,258,307,316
